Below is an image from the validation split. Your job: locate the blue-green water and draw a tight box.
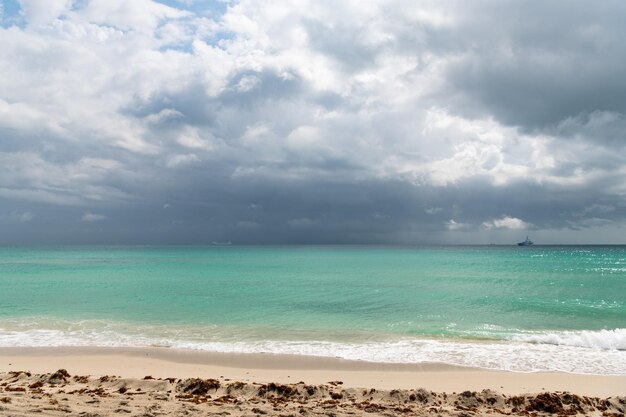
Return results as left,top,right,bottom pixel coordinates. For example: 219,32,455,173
1,245,624,374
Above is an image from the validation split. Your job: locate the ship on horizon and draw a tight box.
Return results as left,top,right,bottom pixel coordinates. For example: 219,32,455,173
517,236,534,246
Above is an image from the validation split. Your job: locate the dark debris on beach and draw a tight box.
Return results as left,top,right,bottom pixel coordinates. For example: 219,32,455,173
0,370,624,416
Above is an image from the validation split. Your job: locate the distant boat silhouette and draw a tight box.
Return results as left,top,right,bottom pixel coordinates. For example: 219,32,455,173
211,241,232,246
517,236,534,246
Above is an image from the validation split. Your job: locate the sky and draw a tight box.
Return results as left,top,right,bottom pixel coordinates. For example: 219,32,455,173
1,0,625,245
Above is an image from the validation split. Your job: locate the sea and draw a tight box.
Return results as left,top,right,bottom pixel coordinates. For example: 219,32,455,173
0,245,624,375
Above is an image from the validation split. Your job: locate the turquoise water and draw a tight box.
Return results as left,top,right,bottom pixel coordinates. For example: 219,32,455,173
1,245,625,374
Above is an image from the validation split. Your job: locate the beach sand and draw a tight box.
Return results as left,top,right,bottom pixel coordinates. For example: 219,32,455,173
1,347,625,416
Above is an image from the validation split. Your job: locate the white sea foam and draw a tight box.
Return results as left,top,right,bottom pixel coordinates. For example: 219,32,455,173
1,319,625,375
514,328,626,350
173,339,626,375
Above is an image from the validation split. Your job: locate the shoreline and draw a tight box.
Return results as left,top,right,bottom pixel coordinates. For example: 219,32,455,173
1,346,625,397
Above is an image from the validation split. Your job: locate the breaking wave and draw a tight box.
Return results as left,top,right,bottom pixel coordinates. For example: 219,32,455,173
514,328,626,350
1,318,625,375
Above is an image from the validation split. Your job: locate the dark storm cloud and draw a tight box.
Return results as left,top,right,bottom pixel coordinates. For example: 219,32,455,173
5,173,624,245
440,1,626,131
551,111,626,147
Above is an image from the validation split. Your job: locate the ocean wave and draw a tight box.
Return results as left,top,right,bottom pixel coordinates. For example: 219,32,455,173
1,319,625,375
515,328,626,350
172,339,626,375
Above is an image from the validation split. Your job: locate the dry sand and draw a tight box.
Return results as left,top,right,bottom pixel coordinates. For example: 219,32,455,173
1,347,625,416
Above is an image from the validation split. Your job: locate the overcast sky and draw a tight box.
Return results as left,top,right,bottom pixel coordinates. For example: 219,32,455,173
1,0,625,244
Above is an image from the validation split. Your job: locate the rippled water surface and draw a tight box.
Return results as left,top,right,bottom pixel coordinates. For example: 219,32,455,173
1,245,624,374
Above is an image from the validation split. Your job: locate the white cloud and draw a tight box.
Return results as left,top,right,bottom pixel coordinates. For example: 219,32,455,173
7,210,36,223
482,216,531,230
81,212,106,222
176,127,214,151
78,0,190,34
425,207,442,215
240,124,272,144
235,75,260,92
1,0,621,200
165,153,200,168
19,0,71,26
445,219,470,231
0,98,64,134
144,108,184,125
0,152,136,206
286,126,323,151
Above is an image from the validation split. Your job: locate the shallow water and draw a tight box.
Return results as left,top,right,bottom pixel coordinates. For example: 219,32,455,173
1,245,624,374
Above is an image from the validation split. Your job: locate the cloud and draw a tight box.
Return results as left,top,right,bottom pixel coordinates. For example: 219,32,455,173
18,0,71,26
482,216,531,230
236,220,260,230
287,217,316,229
446,219,470,231
0,0,625,244
425,207,442,215
78,0,190,34
568,217,614,229
164,153,200,168
6,210,36,223
441,2,626,130
577,204,616,216
176,127,214,151
81,212,106,222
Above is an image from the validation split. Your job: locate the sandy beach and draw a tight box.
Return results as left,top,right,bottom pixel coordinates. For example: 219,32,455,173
1,347,625,416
